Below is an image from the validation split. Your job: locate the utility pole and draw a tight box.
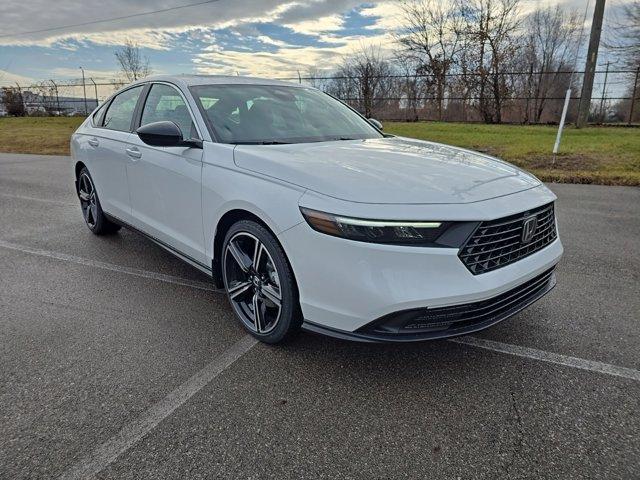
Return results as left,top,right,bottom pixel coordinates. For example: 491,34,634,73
90,78,99,109
50,80,59,113
79,66,88,115
576,0,606,128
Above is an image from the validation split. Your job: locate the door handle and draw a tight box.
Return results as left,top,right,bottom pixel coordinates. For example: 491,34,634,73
125,147,142,159
88,138,99,147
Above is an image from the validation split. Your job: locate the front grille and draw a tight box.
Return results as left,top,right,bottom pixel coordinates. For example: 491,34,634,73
459,203,557,275
359,267,556,338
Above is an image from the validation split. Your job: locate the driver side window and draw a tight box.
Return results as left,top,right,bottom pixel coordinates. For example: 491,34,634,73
140,84,198,140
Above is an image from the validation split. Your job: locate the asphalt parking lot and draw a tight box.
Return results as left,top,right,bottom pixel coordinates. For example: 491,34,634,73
1,152,639,479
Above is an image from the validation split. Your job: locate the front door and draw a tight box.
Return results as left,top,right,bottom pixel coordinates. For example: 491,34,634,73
126,83,206,266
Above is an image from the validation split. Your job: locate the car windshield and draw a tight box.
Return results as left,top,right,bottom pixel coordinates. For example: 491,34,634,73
190,84,383,144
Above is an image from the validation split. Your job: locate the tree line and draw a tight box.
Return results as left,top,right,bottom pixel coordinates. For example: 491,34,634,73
313,0,640,124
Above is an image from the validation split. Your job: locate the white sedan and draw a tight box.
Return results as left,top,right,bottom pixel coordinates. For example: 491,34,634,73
71,74,563,343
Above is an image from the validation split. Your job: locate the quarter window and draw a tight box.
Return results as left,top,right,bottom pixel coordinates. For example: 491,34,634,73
92,102,109,127
140,84,198,139
103,86,144,132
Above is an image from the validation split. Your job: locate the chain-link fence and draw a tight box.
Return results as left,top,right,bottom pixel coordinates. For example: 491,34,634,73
1,65,639,125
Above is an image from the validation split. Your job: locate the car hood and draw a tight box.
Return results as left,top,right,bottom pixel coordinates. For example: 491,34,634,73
233,137,540,204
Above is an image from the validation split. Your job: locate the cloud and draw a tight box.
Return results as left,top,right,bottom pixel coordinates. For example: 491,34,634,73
0,0,291,48
276,0,362,25
0,0,404,82
3,0,630,84
0,69,34,85
283,15,346,36
0,0,406,49
0,0,371,49
193,30,396,78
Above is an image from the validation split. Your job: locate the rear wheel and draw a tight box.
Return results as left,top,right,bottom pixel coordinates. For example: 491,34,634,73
77,167,121,235
222,220,302,343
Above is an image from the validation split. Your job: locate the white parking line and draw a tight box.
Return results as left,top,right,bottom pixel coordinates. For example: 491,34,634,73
0,192,76,206
0,239,221,293
57,334,258,480
451,336,640,382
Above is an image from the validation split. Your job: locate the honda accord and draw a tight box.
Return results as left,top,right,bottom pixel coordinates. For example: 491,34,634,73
71,75,563,343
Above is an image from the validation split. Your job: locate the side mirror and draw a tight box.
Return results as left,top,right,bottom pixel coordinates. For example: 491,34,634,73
136,121,202,148
368,118,383,131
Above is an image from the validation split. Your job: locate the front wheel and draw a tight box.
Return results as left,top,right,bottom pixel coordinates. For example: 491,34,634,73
222,220,302,343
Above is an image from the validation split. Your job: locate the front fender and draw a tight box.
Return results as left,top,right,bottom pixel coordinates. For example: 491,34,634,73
201,160,306,260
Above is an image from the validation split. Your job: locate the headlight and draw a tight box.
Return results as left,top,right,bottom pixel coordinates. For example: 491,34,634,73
300,207,478,247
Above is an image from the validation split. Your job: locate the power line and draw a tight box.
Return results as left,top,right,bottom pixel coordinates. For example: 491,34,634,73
0,0,223,38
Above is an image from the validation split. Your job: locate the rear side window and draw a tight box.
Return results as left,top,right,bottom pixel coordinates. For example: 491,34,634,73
140,84,198,139
103,86,144,132
92,102,109,127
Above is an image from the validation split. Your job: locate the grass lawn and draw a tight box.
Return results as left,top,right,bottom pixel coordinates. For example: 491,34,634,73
0,117,84,156
385,122,640,186
0,117,638,185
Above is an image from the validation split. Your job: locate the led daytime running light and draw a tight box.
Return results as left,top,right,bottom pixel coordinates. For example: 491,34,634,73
334,217,441,228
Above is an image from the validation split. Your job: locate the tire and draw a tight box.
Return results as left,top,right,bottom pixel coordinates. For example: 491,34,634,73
77,167,121,235
222,220,302,343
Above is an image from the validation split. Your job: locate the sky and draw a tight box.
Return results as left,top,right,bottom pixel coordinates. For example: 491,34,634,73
0,0,634,89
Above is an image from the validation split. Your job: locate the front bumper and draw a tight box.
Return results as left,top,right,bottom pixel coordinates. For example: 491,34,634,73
302,267,556,342
278,218,563,338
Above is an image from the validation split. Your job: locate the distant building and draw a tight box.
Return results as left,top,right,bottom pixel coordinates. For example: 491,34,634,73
27,91,99,115
5,90,99,116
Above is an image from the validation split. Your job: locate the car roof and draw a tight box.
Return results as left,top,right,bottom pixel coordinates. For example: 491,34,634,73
136,74,306,89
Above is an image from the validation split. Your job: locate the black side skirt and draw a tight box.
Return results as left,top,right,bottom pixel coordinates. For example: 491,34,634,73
103,212,213,275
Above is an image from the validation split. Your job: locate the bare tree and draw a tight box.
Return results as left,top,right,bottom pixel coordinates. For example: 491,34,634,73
447,31,479,122
33,81,59,115
520,6,581,123
459,0,523,123
606,1,640,122
115,40,151,82
328,46,394,118
606,1,640,70
1,85,25,116
306,66,329,90
394,53,427,120
396,0,464,120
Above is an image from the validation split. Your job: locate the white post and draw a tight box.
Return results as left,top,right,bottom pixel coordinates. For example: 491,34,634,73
553,88,572,157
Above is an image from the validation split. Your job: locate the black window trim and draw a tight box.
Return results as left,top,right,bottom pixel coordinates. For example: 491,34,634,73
131,83,151,133
189,85,222,143
324,92,390,137
135,81,203,141
95,83,147,133
91,101,110,128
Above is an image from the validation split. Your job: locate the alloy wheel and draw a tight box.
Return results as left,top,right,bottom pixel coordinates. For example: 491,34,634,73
78,172,98,229
223,232,283,334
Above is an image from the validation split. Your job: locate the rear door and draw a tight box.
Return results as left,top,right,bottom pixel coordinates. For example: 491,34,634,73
85,85,144,221
126,82,206,266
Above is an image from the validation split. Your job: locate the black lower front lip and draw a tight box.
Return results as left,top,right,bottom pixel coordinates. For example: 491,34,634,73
301,267,557,343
